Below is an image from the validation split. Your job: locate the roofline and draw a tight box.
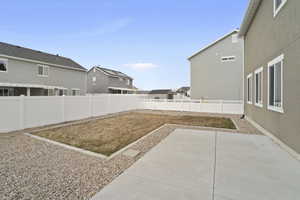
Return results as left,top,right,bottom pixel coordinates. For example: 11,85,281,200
108,86,137,91
187,29,239,60
239,0,262,37
0,54,87,72
90,66,133,80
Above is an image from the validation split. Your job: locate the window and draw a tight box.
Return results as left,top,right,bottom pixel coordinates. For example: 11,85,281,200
0,88,10,96
72,89,80,96
247,73,253,104
127,79,130,85
92,77,96,85
254,67,263,107
0,88,9,97
59,89,68,96
0,59,8,72
274,0,287,17
221,56,236,62
38,65,49,77
48,89,55,96
268,54,284,113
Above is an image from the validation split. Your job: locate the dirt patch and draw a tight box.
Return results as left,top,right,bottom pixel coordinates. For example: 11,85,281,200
32,112,235,156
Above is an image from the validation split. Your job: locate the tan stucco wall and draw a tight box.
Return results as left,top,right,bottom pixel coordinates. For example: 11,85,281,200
244,0,300,153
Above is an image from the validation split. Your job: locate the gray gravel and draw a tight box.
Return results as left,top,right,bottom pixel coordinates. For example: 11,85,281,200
0,110,260,200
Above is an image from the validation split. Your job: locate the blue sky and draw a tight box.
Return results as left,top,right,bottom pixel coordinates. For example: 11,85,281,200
1,0,248,90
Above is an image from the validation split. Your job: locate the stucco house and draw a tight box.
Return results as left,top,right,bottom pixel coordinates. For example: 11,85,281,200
87,66,136,94
0,42,87,96
188,30,244,101
239,0,300,156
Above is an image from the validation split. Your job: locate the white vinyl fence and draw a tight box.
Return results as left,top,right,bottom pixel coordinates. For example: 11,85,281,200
0,95,243,133
0,95,142,133
142,99,244,115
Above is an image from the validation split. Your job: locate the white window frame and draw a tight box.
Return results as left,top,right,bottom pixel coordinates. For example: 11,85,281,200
254,67,263,107
221,56,236,62
274,0,287,18
247,73,253,104
37,65,49,77
0,58,8,73
267,54,284,113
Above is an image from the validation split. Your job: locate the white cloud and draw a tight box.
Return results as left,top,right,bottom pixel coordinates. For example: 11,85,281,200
124,63,158,70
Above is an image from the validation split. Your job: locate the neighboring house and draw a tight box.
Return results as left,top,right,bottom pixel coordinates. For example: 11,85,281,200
148,89,174,99
239,0,300,155
176,86,190,97
87,66,136,94
136,90,150,95
0,42,87,96
188,30,244,100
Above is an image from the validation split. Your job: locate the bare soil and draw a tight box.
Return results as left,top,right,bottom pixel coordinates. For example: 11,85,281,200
32,112,235,156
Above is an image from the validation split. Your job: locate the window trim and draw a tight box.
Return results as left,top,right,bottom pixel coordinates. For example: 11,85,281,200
37,64,49,77
267,54,284,113
254,67,263,108
274,0,287,18
247,73,253,105
0,58,8,73
221,56,236,62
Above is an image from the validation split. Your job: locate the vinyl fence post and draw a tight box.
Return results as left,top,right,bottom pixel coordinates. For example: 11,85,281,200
19,95,24,130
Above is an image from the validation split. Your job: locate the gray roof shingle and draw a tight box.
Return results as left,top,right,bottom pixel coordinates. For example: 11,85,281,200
97,67,133,79
0,42,86,71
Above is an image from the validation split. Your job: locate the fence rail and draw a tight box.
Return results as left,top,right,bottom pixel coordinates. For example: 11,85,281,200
0,95,243,133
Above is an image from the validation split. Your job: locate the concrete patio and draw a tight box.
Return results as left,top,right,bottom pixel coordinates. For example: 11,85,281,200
91,129,300,200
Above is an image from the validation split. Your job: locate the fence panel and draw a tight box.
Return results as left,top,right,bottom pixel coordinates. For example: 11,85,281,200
92,95,110,116
142,99,243,114
222,101,244,114
0,95,243,133
64,96,91,121
0,97,21,132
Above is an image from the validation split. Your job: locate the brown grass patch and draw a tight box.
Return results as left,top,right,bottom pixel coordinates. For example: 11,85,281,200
32,112,235,156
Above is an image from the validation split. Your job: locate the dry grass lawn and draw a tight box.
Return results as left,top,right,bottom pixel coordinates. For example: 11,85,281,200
32,112,235,156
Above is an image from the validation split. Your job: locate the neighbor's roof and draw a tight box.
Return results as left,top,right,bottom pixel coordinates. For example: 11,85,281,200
136,90,150,94
0,42,86,71
95,66,133,80
239,0,262,36
176,86,190,93
188,29,239,60
149,89,173,94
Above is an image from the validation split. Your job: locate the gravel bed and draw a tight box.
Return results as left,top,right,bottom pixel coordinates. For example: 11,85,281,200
0,110,261,200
